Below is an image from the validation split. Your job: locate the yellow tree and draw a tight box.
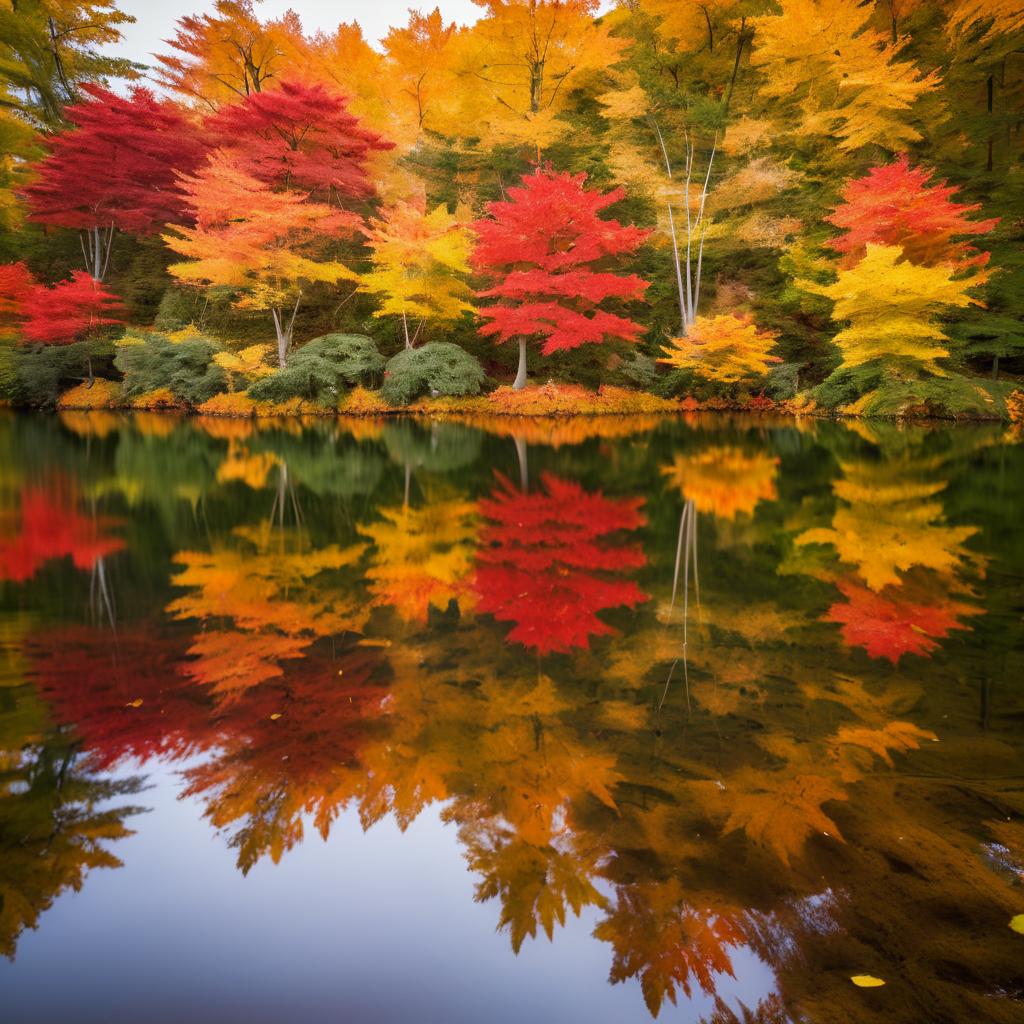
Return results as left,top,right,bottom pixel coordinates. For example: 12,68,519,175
658,313,779,384
359,200,475,349
382,9,463,139
164,152,359,368
357,494,479,624
751,0,937,152
155,0,309,109
443,0,625,150
804,243,977,375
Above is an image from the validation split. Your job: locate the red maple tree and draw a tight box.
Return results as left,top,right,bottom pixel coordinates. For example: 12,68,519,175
0,262,34,338
0,481,124,582
28,625,214,770
473,168,650,389
474,472,648,654
826,578,974,663
20,271,124,344
826,155,999,271
207,79,393,201
21,85,206,279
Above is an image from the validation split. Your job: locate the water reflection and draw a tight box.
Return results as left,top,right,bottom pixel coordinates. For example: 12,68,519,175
0,412,1022,1022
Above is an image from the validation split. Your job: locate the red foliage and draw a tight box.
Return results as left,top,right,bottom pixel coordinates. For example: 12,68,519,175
826,578,972,662
827,155,999,270
472,168,650,355
0,481,124,582
0,262,34,337
28,625,214,770
22,85,206,235
20,272,124,344
474,472,649,654
207,79,394,199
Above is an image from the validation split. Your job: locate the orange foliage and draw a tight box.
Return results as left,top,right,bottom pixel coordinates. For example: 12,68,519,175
57,379,124,409
661,448,779,520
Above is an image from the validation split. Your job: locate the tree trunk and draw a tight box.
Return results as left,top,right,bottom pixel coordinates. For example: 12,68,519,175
512,338,529,390
513,435,528,492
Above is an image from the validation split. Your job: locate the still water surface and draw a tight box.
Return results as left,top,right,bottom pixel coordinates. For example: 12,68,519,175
0,410,1021,1023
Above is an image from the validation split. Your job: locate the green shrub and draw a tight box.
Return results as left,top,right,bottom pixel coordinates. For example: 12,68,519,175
154,286,207,332
115,333,226,406
248,334,385,406
812,364,884,409
379,342,486,407
851,375,1002,419
11,339,116,408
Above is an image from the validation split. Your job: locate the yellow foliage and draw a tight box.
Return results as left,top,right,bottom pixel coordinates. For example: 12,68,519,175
57,379,124,409
752,0,937,151
216,440,279,489
659,315,780,384
196,392,263,417
130,388,186,411
796,457,978,591
805,244,977,374
357,497,480,624
360,202,475,335
339,387,393,417
661,448,779,520
440,0,624,149
213,344,275,389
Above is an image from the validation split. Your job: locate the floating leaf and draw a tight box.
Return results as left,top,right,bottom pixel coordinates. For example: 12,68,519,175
1010,915,1024,935
851,975,886,988
125,698,144,708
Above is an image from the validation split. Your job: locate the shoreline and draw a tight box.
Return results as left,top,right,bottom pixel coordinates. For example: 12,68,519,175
32,380,1018,425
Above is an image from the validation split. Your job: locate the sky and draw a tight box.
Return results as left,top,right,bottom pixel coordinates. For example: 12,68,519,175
108,0,486,69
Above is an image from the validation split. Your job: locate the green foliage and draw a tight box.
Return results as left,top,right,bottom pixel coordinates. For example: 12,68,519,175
824,373,1006,420
114,333,226,406
9,339,115,408
379,343,486,407
247,333,385,406
153,286,207,332
813,364,885,410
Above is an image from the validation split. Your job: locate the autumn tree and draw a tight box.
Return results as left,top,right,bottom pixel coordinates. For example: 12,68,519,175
382,8,462,137
826,155,999,272
359,200,475,348
0,0,138,126
21,85,206,280
155,0,308,108
205,79,393,201
475,472,648,654
442,0,624,149
473,168,650,390
164,152,359,368
20,271,124,345
0,261,34,339
751,0,937,152
659,314,780,385
808,244,977,378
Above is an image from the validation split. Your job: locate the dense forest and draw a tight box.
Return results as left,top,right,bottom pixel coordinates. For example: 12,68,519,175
1,0,1022,419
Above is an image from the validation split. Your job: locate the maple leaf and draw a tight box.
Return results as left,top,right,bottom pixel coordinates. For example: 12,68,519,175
825,578,976,662
715,770,848,865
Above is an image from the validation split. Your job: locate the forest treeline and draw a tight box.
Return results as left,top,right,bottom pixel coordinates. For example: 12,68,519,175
0,0,1022,418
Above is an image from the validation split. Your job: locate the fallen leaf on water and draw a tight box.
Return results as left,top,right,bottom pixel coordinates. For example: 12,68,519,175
270,713,282,720
1010,915,1024,934
125,699,144,708
851,975,885,988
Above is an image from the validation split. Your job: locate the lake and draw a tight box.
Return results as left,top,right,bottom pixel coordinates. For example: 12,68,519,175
0,410,1021,1024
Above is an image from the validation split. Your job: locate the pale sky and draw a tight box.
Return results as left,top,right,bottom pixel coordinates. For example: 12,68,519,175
108,0,486,70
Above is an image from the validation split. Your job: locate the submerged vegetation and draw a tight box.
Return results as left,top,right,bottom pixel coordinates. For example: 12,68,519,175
0,1,1022,418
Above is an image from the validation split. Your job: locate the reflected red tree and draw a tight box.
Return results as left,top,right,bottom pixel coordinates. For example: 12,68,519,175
474,473,648,653
0,482,123,582
27,625,212,769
